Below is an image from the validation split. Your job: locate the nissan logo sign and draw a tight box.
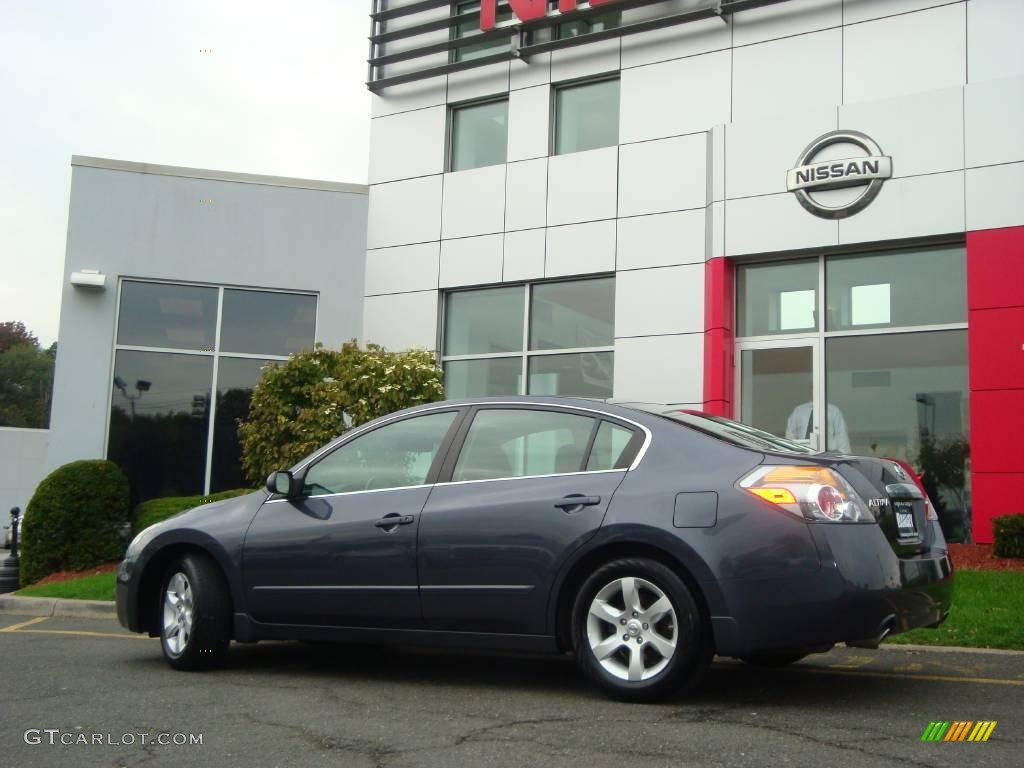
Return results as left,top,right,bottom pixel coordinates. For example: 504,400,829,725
786,130,892,219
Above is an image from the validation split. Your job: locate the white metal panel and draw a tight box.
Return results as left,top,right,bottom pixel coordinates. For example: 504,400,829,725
711,124,726,203
551,38,620,83
708,200,726,259
447,60,511,104
617,209,706,270
619,50,731,143
441,164,507,239
726,107,837,199
726,192,838,255
364,242,440,296
511,52,551,91
367,175,443,249
545,220,617,277
613,333,704,403
505,158,549,231
371,79,448,119
368,106,446,184
619,133,708,217
508,85,551,162
965,76,1024,168
440,234,504,288
967,0,1024,82
838,171,965,244
732,29,842,122
615,263,705,337
547,146,619,226
843,4,966,103
733,0,841,47
838,86,965,177
363,290,439,352
620,3,731,70
503,229,546,282
843,0,963,25
966,161,1024,231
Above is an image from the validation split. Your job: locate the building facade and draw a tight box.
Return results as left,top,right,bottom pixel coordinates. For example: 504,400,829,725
363,0,1024,542
48,157,368,502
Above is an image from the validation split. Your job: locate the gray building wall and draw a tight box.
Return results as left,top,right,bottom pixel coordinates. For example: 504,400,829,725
47,157,368,473
0,428,48,519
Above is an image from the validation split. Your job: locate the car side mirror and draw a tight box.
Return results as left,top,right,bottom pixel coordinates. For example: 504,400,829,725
265,470,300,498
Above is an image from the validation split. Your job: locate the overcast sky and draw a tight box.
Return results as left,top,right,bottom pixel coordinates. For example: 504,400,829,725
0,0,372,347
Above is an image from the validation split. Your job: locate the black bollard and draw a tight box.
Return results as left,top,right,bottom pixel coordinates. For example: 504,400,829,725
0,507,21,593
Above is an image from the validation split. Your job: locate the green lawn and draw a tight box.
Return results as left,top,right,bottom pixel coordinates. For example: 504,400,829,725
17,571,117,601
887,570,1024,651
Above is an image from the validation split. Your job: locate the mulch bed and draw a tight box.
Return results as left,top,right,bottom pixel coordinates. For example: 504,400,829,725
29,562,120,587
949,543,1024,572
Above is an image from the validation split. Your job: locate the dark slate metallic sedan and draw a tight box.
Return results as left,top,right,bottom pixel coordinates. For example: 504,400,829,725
117,397,954,700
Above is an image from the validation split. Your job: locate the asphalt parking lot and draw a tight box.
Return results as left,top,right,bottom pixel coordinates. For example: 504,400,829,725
1,613,1021,768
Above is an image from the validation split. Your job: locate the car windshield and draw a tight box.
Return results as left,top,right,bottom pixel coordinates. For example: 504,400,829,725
621,403,817,455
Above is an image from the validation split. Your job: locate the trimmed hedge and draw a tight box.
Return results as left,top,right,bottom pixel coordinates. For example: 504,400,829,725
993,514,1024,558
21,460,131,585
132,488,253,534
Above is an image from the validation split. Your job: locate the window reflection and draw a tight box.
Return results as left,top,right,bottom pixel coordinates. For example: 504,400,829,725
220,290,316,356
209,357,274,492
116,282,218,350
107,351,212,502
736,259,818,337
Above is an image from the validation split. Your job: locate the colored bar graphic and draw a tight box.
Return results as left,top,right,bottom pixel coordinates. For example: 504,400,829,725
922,721,997,742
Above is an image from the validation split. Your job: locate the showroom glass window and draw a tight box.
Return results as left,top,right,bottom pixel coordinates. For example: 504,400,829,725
735,246,969,520
108,280,316,501
450,98,508,171
442,277,614,399
553,78,620,155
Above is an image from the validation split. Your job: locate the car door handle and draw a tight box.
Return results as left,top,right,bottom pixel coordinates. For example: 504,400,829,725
554,495,601,511
374,514,415,529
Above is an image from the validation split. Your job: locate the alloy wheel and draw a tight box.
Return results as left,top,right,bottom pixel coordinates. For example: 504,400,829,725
585,576,678,682
162,571,194,657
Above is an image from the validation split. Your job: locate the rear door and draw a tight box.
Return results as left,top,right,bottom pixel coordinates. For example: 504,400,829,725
417,405,643,635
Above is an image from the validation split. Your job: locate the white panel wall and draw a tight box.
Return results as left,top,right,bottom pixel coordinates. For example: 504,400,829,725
0,428,48,515
363,290,439,352
363,0,1024,405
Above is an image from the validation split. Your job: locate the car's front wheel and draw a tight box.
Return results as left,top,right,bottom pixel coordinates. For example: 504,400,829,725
572,558,711,702
159,553,231,671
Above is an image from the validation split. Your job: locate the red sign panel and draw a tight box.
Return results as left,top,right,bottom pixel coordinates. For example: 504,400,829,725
480,0,619,31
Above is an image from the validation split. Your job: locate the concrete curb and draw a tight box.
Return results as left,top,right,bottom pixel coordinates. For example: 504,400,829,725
0,594,116,620
881,642,1024,657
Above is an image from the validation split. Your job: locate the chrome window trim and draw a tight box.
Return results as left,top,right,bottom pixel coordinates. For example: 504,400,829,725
287,400,653,477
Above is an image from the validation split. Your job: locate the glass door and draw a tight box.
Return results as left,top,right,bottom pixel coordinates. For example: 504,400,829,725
735,338,822,450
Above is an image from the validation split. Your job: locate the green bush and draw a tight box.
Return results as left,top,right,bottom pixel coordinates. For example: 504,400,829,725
238,341,444,484
993,514,1024,558
20,460,131,585
132,488,253,534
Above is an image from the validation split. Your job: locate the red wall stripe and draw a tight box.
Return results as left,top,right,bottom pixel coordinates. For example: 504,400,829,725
703,257,734,418
966,226,1024,543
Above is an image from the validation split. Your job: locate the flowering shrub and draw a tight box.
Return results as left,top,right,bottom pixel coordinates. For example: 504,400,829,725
238,341,444,484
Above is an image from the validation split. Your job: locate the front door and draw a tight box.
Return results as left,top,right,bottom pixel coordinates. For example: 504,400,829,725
736,339,822,450
241,409,461,628
418,406,640,635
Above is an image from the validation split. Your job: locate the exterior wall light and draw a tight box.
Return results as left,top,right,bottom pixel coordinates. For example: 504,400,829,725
70,269,106,289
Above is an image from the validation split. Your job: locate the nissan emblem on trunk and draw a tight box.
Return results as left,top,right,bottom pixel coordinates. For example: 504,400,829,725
786,130,893,219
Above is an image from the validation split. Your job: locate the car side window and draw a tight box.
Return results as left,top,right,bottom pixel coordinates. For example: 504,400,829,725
452,409,595,482
302,411,457,496
586,421,637,471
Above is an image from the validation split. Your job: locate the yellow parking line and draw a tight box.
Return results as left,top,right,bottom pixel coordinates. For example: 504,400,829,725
802,666,1024,687
15,629,151,641
0,616,49,632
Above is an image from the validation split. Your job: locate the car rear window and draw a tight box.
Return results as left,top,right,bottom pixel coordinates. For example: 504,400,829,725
622,403,816,455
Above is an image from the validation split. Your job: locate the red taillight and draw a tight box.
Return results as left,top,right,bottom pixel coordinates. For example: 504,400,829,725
886,458,939,521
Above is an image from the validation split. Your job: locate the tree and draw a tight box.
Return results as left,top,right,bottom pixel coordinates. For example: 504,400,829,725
237,341,445,484
0,321,38,353
0,335,55,428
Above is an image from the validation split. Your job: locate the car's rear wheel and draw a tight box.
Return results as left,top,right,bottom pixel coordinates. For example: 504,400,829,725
159,553,231,671
572,558,710,702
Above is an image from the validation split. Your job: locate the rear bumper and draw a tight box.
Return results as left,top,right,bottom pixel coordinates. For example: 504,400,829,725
709,522,954,656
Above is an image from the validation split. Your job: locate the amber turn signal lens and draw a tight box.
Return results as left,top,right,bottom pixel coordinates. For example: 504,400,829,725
748,488,797,504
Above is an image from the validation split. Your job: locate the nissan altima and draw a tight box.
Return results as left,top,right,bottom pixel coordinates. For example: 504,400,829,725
117,396,953,701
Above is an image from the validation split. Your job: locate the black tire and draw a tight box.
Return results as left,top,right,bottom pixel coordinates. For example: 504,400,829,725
739,653,808,668
158,553,232,671
571,557,711,702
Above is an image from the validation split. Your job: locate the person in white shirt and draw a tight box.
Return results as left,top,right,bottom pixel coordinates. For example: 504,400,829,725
785,401,852,454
